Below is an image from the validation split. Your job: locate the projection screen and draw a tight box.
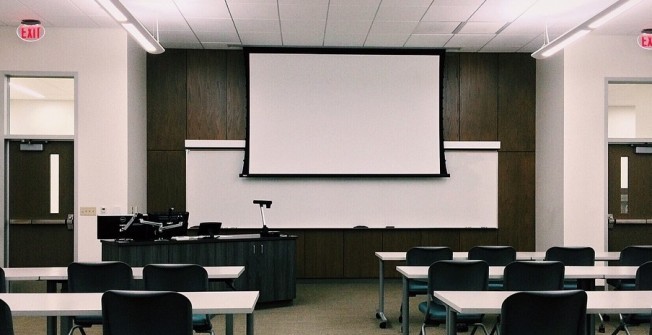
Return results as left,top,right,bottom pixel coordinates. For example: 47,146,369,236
241,48,447,177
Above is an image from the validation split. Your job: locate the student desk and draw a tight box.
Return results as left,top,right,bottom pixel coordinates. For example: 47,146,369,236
3,266,245,335
0,291,258,335
374,251,619,328
434,290,652,335
395,265,637,335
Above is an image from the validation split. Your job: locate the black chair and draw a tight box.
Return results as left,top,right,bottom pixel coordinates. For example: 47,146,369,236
503,261,565,291
499,290,587,335
488,261,565,335
66,261,133,335
544,246,595,289
468,246,516,290
143,264,214,335
611,261,652,335
0,268,6,293
0,298,14,335
608,245,652,291
102,290,193,335
400,246,453,323
418,260,490,335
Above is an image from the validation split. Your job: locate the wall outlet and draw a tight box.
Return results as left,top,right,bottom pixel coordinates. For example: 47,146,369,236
80,207,96,216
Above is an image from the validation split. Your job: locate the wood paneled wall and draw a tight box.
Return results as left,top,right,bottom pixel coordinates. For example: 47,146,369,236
147,50,536,278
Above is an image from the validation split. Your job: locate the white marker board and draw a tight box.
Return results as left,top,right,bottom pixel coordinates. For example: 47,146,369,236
186,147,498,229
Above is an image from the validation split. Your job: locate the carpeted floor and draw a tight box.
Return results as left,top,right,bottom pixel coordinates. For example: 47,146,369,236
9,279,651,335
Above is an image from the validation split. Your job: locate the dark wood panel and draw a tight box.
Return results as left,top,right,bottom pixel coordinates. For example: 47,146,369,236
147,150,186,213
227,51,247,140
459,230,499,251
187,50,228,140
497,54,535,152
459,53,498,141
284,229,305,277
497,152,535,251
343,230,383,278
443,53,460,141
302,230,343,278
421,230,460,250
9,225,73,267
147,49,187,151
609,226,652,251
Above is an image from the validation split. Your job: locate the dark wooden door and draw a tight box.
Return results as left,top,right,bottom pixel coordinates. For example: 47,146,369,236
7,140,74,267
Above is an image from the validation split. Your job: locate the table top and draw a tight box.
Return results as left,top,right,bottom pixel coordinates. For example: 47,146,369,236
2,266,245,281
433,290,652,314
0,291,259,316
376,251,620,262
396,265,639,280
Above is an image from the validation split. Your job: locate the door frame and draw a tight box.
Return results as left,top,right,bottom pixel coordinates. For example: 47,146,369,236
1,71,77,266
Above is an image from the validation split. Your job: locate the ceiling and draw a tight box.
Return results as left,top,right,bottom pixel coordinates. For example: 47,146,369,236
0,0,651,53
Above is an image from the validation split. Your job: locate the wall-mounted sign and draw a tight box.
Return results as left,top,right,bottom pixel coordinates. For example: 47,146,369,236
638,29,652,50
16,19,44,42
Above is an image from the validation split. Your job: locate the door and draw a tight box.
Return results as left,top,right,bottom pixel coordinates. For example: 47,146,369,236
7,140,74,267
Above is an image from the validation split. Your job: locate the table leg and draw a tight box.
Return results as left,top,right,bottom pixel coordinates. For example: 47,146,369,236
446,305,458,335
246,313,254,335
46,280,57,335
226,314,233,335
376,258,388,328
401,276,409,335
587,314,595,335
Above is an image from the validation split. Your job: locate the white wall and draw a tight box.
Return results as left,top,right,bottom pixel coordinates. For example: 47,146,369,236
537,35,652,251
0,27,147,262
536,52,565,249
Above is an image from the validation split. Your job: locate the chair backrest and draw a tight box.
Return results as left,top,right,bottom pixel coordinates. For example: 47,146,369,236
0,268,6,293
67,261,133,293
620,245,652,266
143,264,208,292
468,246,516,266
102,290,193,335
503,261,565,291
406,247,453,266
500,290,587,335
428,260,489,292
544,246,595,266
635,261,652,290
0,299,14,335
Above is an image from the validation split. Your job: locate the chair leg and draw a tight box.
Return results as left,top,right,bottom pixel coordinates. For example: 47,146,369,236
598,313,606,333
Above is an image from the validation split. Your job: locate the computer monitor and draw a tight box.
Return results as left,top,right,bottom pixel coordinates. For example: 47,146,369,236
198,222,222,238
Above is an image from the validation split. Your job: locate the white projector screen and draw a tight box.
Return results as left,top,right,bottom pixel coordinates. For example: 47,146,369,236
242,48,447,177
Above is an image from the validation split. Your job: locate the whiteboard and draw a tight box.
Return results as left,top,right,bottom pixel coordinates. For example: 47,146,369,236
186,148,497,229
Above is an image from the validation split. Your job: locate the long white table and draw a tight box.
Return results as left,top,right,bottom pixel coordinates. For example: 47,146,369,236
374,251,620,328
3,266,245,335
434,290,652,335
395,265,638,335
0,291,258,335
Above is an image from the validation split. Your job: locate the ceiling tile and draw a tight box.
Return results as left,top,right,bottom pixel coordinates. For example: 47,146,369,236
279,4,328,21
323,33,366,46
444,33,495,48
364,33,410,47
283,32,325,46
404,34,453,47
194,30,241,43
228,3,278,20
175,0,231,19
470,0,537,22
185,18,236,33
423,5,478,22
375,6,429,22
458,21,507,34
327,5,378,22
325,20,372,35
369,21,418,35
414,21,460,34
239,31,282,45
234,19,280,33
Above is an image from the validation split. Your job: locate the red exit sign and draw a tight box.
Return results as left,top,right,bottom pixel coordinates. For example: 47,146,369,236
639,31,652,50
16,20,44,42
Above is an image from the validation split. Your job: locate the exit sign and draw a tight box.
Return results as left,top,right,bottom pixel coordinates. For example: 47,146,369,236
639,30,652,50
16,20,44,42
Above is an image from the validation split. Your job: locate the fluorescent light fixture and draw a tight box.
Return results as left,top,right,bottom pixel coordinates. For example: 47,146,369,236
588,0,643,29
94,0,164,54
532,0,641,59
